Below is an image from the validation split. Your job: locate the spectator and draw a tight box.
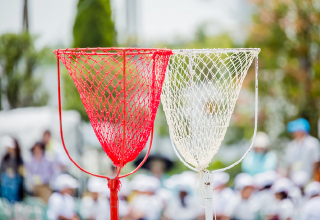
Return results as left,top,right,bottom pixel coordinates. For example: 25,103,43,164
225,173,259,220
212,172,234,220
42,130,69,173
300,181,320,220
128,175,162,220
47,174,79,220
81,177,109,220
134,154,173,186
164,172,203,220
268,178,295,220
0,136,24,203
286,118,320,180
290,171,309,207
242,132,277,175
254,171,277,219
25,141,55,203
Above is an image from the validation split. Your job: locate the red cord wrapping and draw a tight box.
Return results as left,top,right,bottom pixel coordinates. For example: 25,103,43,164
55,47,172,178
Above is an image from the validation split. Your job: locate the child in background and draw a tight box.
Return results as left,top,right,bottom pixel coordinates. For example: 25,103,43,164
81,177,109,220
300,181,320,220
212,172,234,220
225,173,259,220
47,174,79,220
268,178,295,220
254,171,277,219
128,175,162,220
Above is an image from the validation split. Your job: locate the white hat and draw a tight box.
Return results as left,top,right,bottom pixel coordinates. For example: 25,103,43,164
1,135,15,149
87,177,105,193
254,171,278,189
292,171,309,188
131,175,160,192
272,178,293,193
235,173,254,191
305,181,320,198
212,172,230,188
56,174,78,191
253,132,270,149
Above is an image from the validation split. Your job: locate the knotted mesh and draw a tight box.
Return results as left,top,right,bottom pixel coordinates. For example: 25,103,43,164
161,49,260,169
54,48,172,167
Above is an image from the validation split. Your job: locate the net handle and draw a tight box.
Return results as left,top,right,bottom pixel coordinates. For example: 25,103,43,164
168,54,259,173
212,54,259,173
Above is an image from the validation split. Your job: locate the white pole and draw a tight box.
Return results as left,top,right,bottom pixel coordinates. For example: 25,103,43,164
204,172,213,220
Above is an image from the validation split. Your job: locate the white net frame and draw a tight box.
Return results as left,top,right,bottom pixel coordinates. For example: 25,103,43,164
161,48,260,172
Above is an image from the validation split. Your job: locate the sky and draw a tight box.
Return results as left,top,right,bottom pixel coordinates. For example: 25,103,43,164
0,0,253,48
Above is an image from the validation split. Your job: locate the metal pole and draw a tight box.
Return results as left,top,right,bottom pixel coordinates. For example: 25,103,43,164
204,171,213,220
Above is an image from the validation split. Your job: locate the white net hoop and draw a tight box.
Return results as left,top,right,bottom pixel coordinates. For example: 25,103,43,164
161,48,260,171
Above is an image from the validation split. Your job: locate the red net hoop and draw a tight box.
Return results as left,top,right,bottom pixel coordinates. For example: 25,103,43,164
54,48,172,171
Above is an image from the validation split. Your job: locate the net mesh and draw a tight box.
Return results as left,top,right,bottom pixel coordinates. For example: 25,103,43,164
55,48,172,167
161,49,259,169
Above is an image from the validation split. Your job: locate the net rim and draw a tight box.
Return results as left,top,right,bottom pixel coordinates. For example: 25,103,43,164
172,48,261,54
53,47,172,56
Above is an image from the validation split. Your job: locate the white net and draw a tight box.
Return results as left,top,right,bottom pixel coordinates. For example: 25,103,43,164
161,49,260,170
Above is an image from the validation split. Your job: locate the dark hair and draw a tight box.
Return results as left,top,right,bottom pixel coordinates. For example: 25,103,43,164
2,137,23,166
30,141,46,155
263,184,272,190
277,191,289,200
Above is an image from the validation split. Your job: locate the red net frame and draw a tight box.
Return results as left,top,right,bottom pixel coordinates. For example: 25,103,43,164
54,47,172,219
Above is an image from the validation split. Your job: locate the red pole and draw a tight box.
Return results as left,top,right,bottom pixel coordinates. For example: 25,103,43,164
108,178,120,220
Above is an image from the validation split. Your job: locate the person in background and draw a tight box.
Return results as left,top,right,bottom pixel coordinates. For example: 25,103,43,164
81,177,109,220
0,136,24,203
47,174,79,220
253,171,277,219
134,154,173,187
225,173,259,220
212,172,234,220
290,171,309,207
286,118,320,180
25,141,55,203
163,172,203,220
242,132,277,175
42,130,69,174
268,178,295,220
300,181,320,220
128,175,162,220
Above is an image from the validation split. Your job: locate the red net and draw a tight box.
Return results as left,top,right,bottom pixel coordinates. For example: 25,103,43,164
54,48,172,167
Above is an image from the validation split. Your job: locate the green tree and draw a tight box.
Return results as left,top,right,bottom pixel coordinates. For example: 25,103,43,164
245,0,320,138
73,0,116,48
63,0,117,121
0,33,48,110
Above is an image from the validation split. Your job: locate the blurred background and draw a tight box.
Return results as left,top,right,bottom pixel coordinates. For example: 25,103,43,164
0,0,320,219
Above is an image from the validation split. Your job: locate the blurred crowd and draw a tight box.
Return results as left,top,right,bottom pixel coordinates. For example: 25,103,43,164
0,118,320,220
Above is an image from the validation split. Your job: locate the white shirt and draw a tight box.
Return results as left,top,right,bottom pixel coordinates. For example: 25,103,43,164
81,196,110,220
213,187,234,216
269,198,295,220
130,194,163,220
225,195,259,220
164,195,203,220
254,189,276,217
300,196,320,220
286,135,320,179
47,192,76,220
